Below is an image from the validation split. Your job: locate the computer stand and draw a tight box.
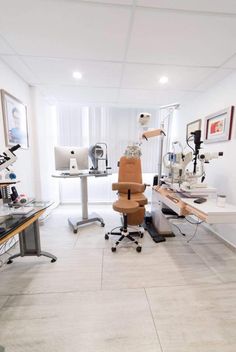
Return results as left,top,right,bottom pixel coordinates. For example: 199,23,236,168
68,175,105,234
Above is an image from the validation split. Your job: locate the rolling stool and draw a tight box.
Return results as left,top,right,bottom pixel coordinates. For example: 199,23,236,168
105,195,143,253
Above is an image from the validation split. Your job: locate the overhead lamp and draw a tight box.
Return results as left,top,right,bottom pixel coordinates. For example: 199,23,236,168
159,76,168,84
73,71,82,80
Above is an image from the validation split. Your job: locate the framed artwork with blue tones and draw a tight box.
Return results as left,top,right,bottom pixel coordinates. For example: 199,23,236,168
1,90,29,149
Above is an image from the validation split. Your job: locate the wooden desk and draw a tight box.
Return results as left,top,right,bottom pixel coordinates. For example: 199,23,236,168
154,186,236,224
0,207,57,264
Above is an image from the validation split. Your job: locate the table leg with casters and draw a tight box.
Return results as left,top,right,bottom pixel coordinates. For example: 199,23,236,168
68,175,105,233
7,220,57,264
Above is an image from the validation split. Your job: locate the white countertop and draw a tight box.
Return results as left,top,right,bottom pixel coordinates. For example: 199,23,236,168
181,198,236,216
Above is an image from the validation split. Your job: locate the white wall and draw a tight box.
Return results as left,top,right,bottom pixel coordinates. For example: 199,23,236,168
30,87,59,203
0,59,35,197
173,71,236,246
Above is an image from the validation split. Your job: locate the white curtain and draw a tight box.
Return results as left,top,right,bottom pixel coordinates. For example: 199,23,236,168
57,105,89,147
56,104,160,203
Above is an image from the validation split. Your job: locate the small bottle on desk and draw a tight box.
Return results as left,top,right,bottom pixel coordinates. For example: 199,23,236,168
217,194,226,207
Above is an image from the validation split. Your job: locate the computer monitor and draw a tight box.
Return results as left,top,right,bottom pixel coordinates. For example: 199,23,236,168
54,146,89,174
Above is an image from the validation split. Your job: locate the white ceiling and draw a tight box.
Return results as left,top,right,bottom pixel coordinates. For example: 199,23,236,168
0,0,236,106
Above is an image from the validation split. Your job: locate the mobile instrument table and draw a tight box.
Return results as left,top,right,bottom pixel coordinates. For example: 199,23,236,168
52,172,111,233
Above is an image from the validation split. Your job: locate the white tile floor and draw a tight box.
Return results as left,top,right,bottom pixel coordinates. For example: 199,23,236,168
1,204,236,351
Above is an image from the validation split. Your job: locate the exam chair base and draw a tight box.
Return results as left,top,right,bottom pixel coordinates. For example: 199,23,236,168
68,212,105,234
105,228,143,252
143,222,166,243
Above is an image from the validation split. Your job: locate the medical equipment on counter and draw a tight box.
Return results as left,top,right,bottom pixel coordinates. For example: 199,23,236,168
163,130,223,191
88,143,111,174
0,144,20,172
53,143,112,233
0,144,21,204
54,146,89,175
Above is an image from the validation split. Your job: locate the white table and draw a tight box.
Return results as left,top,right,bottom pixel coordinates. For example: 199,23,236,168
52,171,111,233
181,198,236,224
151,186,236,235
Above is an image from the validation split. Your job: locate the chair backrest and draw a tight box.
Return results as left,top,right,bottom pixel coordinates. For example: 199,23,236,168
118,156,142,184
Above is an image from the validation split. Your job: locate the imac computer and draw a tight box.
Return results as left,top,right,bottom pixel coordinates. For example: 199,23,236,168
54,146,89,175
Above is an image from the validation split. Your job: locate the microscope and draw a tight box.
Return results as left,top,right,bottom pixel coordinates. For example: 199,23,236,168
163,130,223,190
0,144,21,204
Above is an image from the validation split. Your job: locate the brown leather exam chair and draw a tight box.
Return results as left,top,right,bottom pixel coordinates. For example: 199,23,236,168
105,156,148,252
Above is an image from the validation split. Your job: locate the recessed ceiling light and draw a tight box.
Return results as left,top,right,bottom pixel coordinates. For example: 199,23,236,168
73,71,82,80
159,76,168,84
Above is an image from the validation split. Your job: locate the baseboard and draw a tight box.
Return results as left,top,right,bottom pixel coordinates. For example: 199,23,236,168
202,223,236,252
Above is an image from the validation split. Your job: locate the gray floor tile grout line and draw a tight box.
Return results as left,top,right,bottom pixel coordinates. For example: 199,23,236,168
144,288,164,352
101,248,105,290
188,243,225,284
1,296,11,309
0,280,229,298
73,232,80,248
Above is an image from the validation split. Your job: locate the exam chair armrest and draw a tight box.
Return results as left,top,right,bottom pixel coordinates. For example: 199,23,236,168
112,182,146,193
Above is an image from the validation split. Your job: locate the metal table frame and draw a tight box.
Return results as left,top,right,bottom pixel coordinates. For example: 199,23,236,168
53,172,107,233
0,208,57,264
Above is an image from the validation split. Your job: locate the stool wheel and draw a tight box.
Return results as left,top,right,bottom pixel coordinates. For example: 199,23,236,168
139,232,144,238
136,246,142,253
101,222,105,227
111,247,116,252
105,234,109,240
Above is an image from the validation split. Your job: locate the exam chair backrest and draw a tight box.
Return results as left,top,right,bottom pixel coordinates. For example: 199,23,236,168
118,156,142,184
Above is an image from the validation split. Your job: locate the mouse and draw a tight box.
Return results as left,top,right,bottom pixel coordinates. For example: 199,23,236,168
194,198,207,204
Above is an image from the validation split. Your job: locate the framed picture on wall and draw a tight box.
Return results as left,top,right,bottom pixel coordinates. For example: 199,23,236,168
1,90,29,149
204,106,234,143
186,119,202,141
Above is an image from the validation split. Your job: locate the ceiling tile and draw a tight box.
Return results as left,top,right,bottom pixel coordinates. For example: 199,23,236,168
19,56,123,87
121,64,214,90
40,85,119,103
0,55,38,84
118,88,186,105
137,0,236,14
0,0,131,60
0,37,14,54
194,68,233,90
127,9,236,66
83,0,133,5
119,88,157,104
223,54,236,68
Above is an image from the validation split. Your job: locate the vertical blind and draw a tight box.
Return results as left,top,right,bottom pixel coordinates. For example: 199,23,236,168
57,105,160,173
